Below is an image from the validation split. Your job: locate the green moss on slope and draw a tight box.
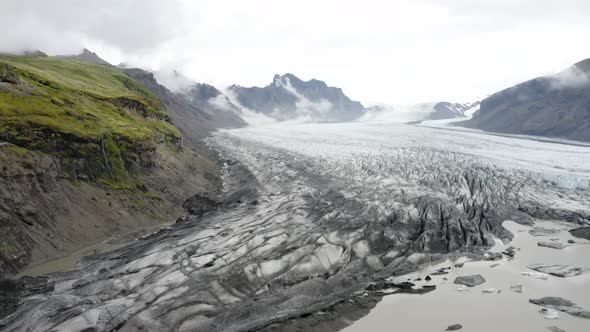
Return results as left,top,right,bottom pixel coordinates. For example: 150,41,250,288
0,55,182,187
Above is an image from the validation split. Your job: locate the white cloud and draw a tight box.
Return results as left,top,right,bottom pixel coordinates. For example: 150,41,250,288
550,66,590,89
0,0,186,55
2,0,590,103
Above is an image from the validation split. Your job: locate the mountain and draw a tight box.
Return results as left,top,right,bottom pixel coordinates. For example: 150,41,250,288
428,101,479,120
229,73,366,122
124,69,246,150
362,101,479,123
58,48,112,66
460,59,590,142
0,54,220,276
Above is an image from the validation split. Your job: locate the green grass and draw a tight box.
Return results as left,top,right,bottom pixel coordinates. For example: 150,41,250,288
0,55,182,188
0,55,180,144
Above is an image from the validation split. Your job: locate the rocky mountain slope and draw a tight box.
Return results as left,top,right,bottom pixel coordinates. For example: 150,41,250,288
229,73,366,122
460,59,590,142
0,54,220,276
428,101,479,120
124,68,246,151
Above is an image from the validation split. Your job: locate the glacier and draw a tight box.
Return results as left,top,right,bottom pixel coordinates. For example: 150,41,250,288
1,122,589,331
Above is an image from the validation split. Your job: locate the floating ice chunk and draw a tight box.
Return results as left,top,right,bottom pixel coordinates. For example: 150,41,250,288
542,308,560,320
455,285,470,292
527,264,589,278
521,271,549,280
510,284,523,293
482,288,501,294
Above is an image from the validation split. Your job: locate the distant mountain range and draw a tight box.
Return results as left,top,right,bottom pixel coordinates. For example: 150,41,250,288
363,101,479,123
460,59,590,142
47,49,590,143
229,73,366,122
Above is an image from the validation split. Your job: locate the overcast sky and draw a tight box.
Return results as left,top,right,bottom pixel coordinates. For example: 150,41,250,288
2,0,590,103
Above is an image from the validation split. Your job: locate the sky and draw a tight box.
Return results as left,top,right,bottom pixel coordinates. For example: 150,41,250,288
2,0,590,103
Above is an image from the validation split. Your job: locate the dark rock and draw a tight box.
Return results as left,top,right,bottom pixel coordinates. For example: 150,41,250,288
483,252,503,261
425,275,432,281
0,63,20,84
182,194,220,216
567,239,575,244
446,323,463,331
453,275,486,287
569,227,590,241
23,50,48,57
431,267,450,275
0,276,54,319
501,246,519,258
454,262,464,268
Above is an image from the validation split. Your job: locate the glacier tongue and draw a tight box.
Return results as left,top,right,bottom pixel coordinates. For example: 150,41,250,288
2,122,589,331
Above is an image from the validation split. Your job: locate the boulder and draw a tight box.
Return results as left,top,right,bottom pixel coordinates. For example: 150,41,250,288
483,252,503,261
569,227,590,241
453,275,485,287
182,194,220,216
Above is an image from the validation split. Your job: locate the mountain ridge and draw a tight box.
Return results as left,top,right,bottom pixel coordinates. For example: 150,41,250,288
229,73,366,122
459,58,590,142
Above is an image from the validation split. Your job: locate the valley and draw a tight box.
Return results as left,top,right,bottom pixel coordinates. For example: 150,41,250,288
2,121,588,331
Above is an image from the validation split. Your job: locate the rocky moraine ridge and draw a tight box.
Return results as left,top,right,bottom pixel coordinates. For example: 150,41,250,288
1,121,589,331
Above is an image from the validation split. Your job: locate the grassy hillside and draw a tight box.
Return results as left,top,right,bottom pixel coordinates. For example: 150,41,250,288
0,55,181,186
0,55,179,143
0,55,220,276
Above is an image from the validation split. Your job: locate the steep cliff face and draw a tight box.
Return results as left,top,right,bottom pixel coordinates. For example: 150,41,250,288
229,73,366,122
0,55,219,276
460,59,590,142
